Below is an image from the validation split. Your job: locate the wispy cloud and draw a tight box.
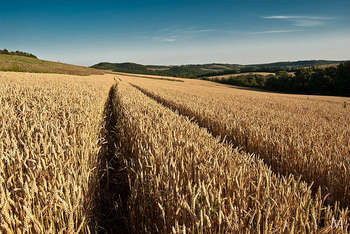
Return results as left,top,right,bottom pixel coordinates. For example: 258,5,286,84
263,15,334,27
249,29,304,34
293,20,323,27
263,16,333,20
182,29,216,33
162,38,177,42
151,27,215,42
152,36,177,42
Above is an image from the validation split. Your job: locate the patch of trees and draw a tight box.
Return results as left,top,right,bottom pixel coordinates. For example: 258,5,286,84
203,74,271,89
91,62,149,73
207,62,350,97
0,49,37,59
197,69,240,77
240,66,294,73
159,66,208,78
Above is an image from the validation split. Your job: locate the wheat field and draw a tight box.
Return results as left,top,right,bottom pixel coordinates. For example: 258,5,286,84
112,81,349,233
123,75,350,208
1,71,350,233
0,72,114,232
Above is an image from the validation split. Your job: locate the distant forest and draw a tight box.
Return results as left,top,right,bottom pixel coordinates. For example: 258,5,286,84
207,62,350,97
92,60,349,96
0,49,37,59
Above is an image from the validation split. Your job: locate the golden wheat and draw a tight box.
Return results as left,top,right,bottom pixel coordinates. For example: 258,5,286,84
112,81,349,233
123,75,350,209
2,70,350,233
0,72,114,232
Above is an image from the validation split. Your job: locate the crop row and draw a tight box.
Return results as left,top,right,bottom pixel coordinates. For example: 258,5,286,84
111,81,349,233
125,77,350,208
0,72,114,232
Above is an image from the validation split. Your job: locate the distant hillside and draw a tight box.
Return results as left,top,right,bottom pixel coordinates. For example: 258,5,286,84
91,62,243,78
251,60,344,68
93,62,152,74
91,60,344,78
0,54,105,75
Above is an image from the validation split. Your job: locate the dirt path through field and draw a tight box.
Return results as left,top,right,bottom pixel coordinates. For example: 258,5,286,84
95,84,130,233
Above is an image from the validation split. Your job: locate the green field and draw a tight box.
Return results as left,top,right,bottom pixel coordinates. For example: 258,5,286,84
0,54,105,76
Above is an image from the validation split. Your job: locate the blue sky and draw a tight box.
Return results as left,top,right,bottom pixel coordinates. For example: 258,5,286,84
1,0,349,65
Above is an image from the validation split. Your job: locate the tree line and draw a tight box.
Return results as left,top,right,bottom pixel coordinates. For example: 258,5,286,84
0,49,37,59
205,62,350,97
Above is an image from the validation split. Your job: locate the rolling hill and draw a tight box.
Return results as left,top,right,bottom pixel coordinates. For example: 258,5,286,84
91,62,240,78
0,53,105,76
91,60,344,78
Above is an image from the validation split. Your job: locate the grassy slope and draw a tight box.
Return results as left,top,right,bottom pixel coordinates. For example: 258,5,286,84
0,54,105,75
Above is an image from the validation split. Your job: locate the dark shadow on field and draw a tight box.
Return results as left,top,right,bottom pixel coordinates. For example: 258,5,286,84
114,72,185,82
92,84,130,234
227,85,274,92
215,82,286,94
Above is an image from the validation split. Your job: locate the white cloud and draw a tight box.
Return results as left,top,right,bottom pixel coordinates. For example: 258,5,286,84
162,38,177,42
264,16,296,19
263,16,333,20
263,15,334,27
250,29,304,34
152,36,177,42
183,29,216,33
150,27,215,43
293,20,323,27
